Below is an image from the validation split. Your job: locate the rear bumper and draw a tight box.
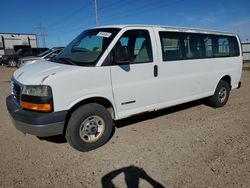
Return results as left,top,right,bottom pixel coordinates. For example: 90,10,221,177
6,95,68,137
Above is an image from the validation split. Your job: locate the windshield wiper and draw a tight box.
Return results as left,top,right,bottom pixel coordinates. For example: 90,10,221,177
57,57,76,65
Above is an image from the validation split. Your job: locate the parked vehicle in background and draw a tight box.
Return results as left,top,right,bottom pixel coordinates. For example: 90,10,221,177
6,25,242,152
1,47,48,67
17,47,64,68
0,54,2,65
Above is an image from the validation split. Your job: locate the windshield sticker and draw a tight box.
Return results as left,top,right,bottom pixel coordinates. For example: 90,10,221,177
97,32,112,38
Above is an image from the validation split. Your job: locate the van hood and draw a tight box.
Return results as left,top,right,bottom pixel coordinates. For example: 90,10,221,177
20,56,42,61
13,60,79,85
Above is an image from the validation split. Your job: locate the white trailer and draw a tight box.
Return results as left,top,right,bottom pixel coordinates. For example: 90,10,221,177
0,33,37,55
242,42,250,61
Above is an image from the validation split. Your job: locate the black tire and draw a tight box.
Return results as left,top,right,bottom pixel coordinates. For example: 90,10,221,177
209,80,230,107
65,103,113,152
16,61,21,68
7,59,17,67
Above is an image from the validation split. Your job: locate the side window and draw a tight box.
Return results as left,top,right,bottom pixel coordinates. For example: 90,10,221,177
159,32,182,61
212,36,237,57
202,35,240,58
203,35,213,58
134,37,145,55
120,37,129,46
113,30,153,64
182,33,203,59
229,36,240,57
217,37,229,57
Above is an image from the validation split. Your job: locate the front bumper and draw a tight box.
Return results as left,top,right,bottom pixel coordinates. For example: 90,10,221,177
6,95,68,137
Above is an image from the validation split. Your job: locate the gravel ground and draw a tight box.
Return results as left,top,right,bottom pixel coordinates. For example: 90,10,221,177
0,64,249,188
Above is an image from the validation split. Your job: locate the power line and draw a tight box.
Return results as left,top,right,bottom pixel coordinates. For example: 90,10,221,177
98,0,136,11
46,1,93,31
100,0,185,24
34,24,47,47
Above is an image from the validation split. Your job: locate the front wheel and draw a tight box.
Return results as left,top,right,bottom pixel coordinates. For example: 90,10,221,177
65,103,113,152
209,80,230,107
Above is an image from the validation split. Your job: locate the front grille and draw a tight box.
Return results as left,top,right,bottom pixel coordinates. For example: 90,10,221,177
12,81,21,104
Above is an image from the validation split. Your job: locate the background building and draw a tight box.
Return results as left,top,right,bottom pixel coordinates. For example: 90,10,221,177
0,33,37,55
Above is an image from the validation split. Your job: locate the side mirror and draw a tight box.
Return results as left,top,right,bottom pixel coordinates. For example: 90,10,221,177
115,46,131,64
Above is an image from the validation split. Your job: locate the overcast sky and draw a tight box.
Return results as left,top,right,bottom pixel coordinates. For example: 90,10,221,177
0,0,249,47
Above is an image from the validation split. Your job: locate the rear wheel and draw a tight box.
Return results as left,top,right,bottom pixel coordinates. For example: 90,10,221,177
209,80,230,107
65,103,113,152
7,59,17,67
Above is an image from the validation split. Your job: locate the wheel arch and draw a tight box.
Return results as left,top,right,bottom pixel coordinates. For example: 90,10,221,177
220,75,232,90
67,96,116,120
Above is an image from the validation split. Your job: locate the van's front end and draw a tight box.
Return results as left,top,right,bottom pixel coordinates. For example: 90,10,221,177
6,62,70,137
6,27,122,151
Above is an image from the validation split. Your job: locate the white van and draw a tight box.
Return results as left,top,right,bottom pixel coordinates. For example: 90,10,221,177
6,25,242,151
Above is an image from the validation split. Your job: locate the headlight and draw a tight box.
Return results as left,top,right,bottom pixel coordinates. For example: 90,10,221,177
21,85,53,112
22,85,51,96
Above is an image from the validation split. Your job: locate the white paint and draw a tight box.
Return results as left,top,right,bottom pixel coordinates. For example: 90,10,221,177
12,25,243,120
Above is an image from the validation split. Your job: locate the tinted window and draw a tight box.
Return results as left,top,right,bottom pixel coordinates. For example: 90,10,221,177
113,30,153,64
182,33,203,59
217,37,230,57
202,35,239,58
203,35,213,58
159,32,183,61
229,36,240,56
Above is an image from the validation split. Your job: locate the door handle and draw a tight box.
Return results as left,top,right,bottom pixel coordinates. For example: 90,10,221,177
154,65,158,77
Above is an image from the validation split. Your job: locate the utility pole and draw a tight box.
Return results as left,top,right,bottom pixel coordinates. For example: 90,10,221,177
94,0,99,26
34,24,47,47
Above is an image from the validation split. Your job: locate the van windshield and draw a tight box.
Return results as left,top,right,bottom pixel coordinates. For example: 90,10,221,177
54,28,120,66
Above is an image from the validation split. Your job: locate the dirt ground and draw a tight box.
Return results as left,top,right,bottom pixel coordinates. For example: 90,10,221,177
0,64,249,188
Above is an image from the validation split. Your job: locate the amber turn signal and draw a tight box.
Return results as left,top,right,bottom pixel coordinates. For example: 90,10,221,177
21,101,51,112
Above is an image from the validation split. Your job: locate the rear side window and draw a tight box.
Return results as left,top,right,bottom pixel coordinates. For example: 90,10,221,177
159,32,183,61
216,37,230,57
202,35,239,58
158,31,240,61
203,35,213,58
182,33,203,59
229,36,240,56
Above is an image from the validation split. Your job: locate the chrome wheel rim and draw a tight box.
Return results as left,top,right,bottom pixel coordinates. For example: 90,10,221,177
218,87,227,103
9,60,16,67
79,115,105,143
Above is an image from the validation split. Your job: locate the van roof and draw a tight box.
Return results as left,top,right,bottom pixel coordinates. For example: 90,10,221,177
96,24,236,36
